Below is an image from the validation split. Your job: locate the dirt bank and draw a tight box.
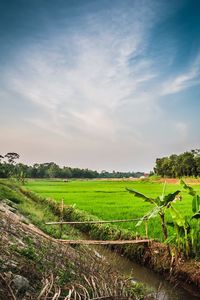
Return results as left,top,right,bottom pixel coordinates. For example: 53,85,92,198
0,184,152,300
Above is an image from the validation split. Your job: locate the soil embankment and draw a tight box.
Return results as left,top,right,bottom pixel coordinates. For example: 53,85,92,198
0,181,152,300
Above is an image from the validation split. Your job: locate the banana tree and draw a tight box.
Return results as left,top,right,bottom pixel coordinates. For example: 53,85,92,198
180,179,200,216
180,179,200,254
168,205,191,256
126,183,181,240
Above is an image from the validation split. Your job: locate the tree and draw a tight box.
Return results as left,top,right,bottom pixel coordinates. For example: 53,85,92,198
5,152,20,164
62,167,72,178
154,157,169,177
46,163,61,178
154,150,199,178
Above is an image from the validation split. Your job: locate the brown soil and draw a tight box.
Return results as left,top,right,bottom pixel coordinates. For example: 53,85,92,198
142,241,200,297
155,177,200,184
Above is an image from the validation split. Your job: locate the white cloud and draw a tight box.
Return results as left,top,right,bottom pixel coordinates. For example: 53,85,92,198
161,54,200,95
5,2,160,145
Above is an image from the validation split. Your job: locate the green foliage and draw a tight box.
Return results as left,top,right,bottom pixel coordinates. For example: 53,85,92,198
154,149,200,177
127,180,200,257
180,179,196,196
127,183,181,240
169,205,191,256
126,188,155,204
182,180,200,256
192,211,200,219
166,180,200,257
0,152,144,179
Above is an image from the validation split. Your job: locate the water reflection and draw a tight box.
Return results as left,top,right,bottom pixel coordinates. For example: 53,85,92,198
91,246,199,300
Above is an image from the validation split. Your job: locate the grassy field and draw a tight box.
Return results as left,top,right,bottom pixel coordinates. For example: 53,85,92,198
25,179,200,241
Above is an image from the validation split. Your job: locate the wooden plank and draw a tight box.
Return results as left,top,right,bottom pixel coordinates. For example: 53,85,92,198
46,218,141,225
57,239,150,245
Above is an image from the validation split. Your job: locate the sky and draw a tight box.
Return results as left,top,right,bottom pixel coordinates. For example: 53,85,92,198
0,0,200,172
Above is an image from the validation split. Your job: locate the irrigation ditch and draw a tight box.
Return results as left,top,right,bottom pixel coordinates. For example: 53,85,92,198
19,186,200,299
88,243,199,300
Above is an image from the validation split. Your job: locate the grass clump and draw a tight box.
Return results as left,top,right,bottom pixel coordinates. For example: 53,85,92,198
0,181,81,240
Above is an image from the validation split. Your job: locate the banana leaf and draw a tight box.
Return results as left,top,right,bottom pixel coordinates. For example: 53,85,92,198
170,205,189,228
136,206,161,227
126,188,156,204
180,179,196,196
192,195,200,214
162,190,181,206
191,211,200,220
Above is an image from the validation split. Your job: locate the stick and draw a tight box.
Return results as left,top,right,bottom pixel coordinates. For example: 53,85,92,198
59,199,64,238
46,218,142,225
57,239,150,245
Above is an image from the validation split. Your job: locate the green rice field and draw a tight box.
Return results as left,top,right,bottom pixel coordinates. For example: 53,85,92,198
25,179,200,241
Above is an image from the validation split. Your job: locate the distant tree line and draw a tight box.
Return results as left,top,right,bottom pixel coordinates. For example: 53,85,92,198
0,152,144,179
154,149,200,177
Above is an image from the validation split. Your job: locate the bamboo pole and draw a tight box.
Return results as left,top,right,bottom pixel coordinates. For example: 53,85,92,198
57,239,150,245
59,199,64,238
46,218,143,225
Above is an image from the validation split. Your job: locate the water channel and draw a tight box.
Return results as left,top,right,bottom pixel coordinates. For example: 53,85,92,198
90,244,200,300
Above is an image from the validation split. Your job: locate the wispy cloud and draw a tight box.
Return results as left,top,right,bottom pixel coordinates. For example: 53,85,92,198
161,54,200,95
5,1,160,144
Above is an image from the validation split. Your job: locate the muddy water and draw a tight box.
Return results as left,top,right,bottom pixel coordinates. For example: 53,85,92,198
90,245,199,300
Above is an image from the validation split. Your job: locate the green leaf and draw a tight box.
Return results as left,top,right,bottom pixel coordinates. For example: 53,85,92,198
136,215,148,227
180,179,196,196
192,195,200,214
148,206,162,218
164,234,176,244
136,206,161,227
126,188,155,204
163,190,181,206
191,211,200,220
170,206,186,228
166,221,175,228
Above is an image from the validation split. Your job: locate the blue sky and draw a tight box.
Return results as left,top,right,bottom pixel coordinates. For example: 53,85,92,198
0,0,200,171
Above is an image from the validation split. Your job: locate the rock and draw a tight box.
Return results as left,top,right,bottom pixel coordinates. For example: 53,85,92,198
11,275,30,295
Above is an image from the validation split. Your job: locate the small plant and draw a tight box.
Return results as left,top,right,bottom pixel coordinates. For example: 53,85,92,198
165,180,200,257
126,183,181,241
167,206,191,256
180,180,200,256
